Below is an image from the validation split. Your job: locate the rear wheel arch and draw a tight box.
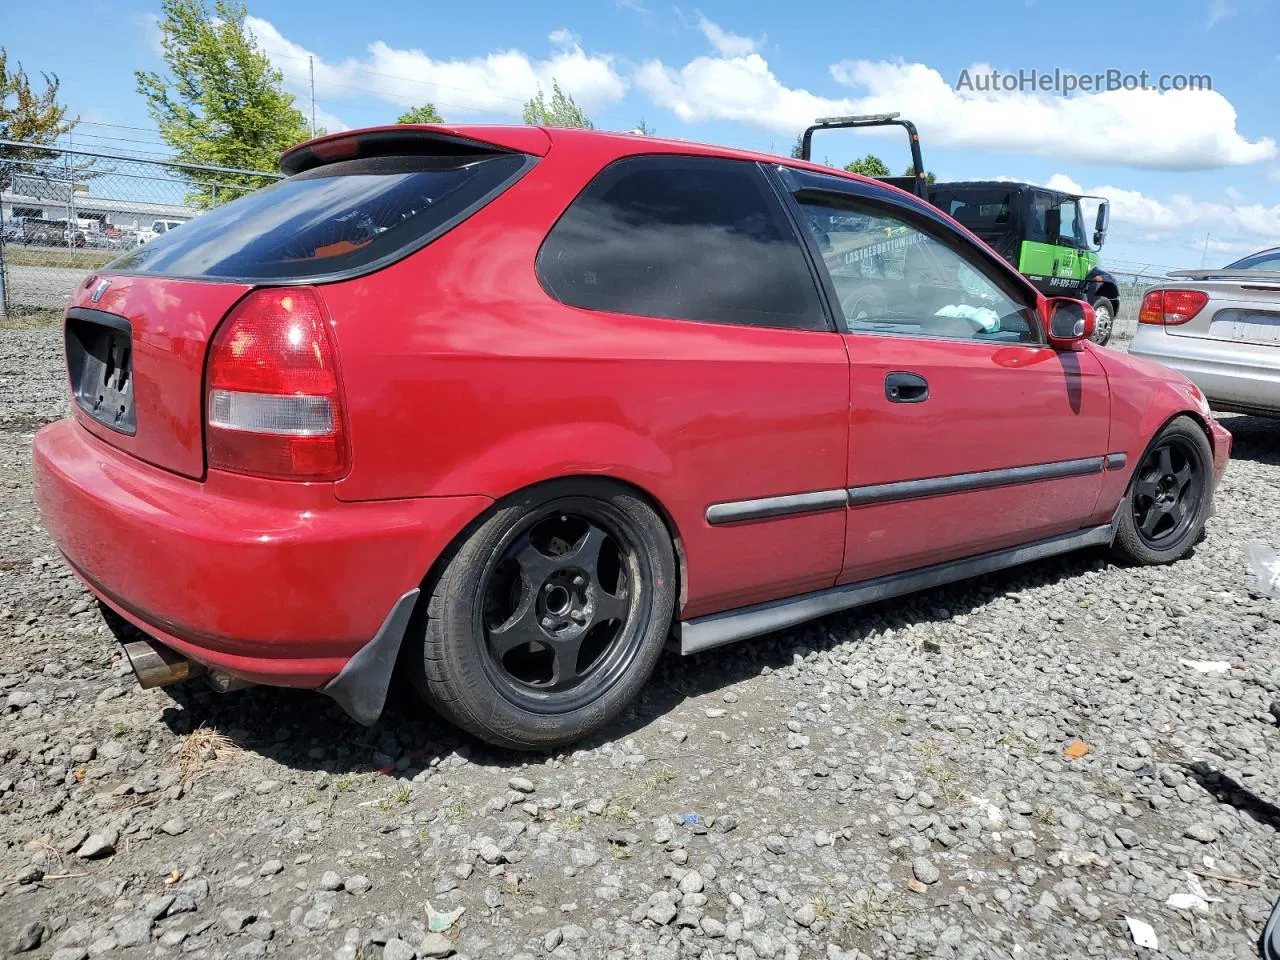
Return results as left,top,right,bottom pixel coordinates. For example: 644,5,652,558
416,473,687,623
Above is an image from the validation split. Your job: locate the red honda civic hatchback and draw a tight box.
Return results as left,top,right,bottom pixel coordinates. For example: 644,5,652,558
34,125,1230,749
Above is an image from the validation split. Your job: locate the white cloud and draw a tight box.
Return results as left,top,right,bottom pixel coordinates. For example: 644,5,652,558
637,45,1273,170
696,17,758,57
246,17,627,121
1042,172,1280,257
1206,0,1236,26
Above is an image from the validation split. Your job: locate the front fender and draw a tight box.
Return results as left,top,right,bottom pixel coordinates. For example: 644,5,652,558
1089,346,1220,521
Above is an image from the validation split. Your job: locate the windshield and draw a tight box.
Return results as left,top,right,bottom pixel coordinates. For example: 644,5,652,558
107,152,526,281
1226,249,1280,272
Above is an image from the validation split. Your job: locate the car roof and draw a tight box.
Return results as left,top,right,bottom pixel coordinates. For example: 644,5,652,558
283,123,915,202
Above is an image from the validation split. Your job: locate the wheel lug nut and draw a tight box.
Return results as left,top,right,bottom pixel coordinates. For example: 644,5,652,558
543,583,554,593
572,575,586,587
541,617,555,629
571,612,586,624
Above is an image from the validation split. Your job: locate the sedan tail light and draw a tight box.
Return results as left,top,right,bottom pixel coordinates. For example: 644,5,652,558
1138,289,1209,326
205,287,348,480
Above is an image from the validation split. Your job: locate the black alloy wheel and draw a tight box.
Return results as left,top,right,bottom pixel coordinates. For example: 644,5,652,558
410,479,677,750
1130,436,1203,548
1112,416,1214,566
477,505,646,713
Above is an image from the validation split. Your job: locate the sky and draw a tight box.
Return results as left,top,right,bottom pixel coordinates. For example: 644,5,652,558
4,0,1279,271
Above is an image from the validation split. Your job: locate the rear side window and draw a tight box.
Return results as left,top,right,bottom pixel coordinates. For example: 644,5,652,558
537,155,826,331
108,153,529,282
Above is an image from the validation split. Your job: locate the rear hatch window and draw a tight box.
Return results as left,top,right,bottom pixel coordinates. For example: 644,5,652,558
106,152,529,282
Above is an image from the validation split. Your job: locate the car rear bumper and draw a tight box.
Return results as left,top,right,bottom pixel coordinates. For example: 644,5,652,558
33,418,490,693
1130,328,1280,415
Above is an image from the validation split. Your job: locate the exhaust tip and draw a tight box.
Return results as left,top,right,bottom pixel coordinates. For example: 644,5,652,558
121,638,204,689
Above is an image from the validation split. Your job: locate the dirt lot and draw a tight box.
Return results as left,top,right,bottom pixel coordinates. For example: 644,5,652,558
1,326,1278,960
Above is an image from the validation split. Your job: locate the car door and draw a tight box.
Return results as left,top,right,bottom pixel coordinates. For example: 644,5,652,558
775,168,1111,582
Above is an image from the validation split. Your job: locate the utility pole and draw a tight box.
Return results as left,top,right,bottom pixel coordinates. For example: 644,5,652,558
309,56,317,137
1200,231,1210,268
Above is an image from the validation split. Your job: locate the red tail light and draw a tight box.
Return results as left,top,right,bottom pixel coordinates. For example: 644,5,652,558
205,287,348,480
1162,290,1209,325
1138,289,1209,326
1138,290,1165,325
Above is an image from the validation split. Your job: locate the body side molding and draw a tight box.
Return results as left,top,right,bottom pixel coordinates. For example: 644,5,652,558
706,456,1121,525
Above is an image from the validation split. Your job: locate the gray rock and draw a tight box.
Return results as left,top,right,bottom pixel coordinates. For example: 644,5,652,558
508,775,535,793
419,932,455,958
219,908,256,934
912,857,941,885
1185,822,1219,843
11,921,45,954
159,817,187,836
75,830,117,859
258,859,284,876
51,950,88,960
646,901,679,925
383,939,416,960
318,870,344,891
346,874,373,894
112,914,151,948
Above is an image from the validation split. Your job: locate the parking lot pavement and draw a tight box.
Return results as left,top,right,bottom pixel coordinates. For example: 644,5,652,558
2,326,1278,960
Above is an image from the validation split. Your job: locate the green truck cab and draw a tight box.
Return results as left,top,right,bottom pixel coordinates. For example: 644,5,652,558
800,114,1119,345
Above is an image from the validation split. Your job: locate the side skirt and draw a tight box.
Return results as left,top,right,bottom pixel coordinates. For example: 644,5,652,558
678,522,1115,656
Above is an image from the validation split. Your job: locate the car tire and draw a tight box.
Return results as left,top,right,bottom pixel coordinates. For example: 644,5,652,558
1112,416,1214,565
409,478,677,750
1089,297,1115,346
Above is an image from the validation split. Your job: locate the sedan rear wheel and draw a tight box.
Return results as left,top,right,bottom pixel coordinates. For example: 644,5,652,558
410,479,676,750
1112,417,1214,565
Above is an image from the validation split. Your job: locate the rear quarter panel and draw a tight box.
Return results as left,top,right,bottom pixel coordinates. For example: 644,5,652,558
324,138,852,617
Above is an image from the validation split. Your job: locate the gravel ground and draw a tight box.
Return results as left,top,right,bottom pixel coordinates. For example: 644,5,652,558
2,326,1279,960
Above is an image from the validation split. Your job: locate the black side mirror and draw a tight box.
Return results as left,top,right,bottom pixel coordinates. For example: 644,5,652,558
1093,201,1109,248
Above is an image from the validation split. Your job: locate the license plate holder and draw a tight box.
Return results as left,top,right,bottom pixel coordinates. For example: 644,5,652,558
66,309,137,435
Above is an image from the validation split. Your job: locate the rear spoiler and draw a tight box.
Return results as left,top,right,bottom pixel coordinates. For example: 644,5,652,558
1168,269,1280,284
280,125,551,176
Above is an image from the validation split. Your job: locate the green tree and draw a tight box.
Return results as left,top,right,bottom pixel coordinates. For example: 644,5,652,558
903,164,937,186
522,81,593,129
136,0,311,207
632,118,656,136
0,49,76,191
844,154,889,177
397,103,443,124
789,133,805,159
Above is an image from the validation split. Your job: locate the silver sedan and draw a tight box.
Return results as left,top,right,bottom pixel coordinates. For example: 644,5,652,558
1130,246,1280,416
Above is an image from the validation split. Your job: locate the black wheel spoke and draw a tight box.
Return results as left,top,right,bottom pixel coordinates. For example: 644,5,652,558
1134,474,1160,501
563,523,608,571
513,537,558,585
489,601,546,656
1165,500,1184,529
1139,504,1165,537
548,635,586,689
1174,462,1193,495
589,589,629,629
1157,445,1174,477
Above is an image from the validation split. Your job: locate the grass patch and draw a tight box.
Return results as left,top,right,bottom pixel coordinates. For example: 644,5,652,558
444,799,471,824
379,783,412,810
840,886,902,932
5,246,115,269
177,727,239,782
334,772,361,792
0,308,62,330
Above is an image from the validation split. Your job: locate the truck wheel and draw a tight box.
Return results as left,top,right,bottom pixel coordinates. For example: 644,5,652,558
410,479,677,750
1089,297,1115,346
1111,417,1213,565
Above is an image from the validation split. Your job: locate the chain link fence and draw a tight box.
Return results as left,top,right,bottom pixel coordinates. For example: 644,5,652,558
0,141,282,320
